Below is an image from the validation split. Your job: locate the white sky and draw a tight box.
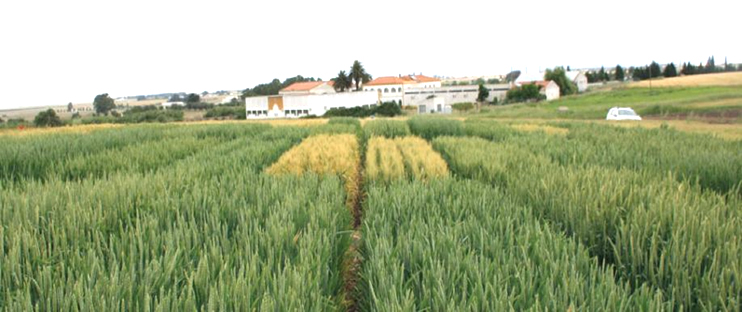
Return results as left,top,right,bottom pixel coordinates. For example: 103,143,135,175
0,0,739,109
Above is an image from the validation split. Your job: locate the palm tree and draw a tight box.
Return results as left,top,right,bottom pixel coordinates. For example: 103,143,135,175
350,60,371,91
333,70,351,92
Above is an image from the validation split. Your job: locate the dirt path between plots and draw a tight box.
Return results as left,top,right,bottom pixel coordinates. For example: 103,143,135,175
342,141,366,312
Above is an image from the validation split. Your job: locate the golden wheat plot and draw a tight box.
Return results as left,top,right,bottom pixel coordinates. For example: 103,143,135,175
365,136,449,182
510,124,569,136
366,137,406,182
266,134,359,177
395,137,449,180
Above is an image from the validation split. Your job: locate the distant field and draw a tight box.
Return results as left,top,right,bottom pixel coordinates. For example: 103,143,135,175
631,72,742,87
481,85,742,120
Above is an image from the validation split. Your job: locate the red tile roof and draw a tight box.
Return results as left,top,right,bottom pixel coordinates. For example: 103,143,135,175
410,75,439,83
280,81,327,92
365,75,440,86
520,80,553,89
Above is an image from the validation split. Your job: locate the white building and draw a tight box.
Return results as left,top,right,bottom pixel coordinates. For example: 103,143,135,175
162,101,185,109
363,75,442,104
566,71,588,92
404,84,510,112
245,82,379,119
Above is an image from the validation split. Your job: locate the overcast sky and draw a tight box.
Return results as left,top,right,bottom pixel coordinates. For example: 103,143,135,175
0,0,739,109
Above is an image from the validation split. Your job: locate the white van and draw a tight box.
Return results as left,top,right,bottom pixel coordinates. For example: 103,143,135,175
606,107,642,121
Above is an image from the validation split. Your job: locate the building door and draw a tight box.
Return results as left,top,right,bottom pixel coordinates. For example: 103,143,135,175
418,105,426,114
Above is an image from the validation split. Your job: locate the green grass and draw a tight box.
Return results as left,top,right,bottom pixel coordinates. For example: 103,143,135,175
434,135,742,310
361,179,663,310
0,125,353,310
481,86,742,119
463,119,742,195
362,119,410,139
2,119,741,310
407,117,464,140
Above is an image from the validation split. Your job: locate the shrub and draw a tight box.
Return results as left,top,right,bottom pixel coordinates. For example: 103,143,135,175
407,117,464,140
34,109,64,127
185,102,215,110
324,102,402,118
451,102,474,112
324,106,372,118
374,102,402,117
204,105,246,119
506,84,545,103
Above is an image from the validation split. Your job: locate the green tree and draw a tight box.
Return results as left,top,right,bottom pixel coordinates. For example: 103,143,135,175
350,60,371,91
186,93,201,103
598,67,607,82
477,84,489,102
93,93,116,115
615,65,625,81
705,56,716,73
663,63,678,78
34,109,63,127
544,67,577,96
506,84,544,102
332,70,351,92
67,102,74,112
649,61,661,78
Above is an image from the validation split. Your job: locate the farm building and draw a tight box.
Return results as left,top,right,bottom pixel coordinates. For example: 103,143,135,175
404,84,510,111
363,75,442,104
566,71,589,92
245,82,378,118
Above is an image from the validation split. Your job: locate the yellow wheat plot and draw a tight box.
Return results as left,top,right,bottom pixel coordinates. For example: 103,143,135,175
511,124,569,136
266,134,361,201
366,137,406,183
366,136,449,182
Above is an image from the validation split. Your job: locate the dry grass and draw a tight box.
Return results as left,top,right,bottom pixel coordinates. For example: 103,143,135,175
631,72,742,88
486,117,742,141
511,124,569,136
365,136,449,182
0,124,122,136
184,118,328,127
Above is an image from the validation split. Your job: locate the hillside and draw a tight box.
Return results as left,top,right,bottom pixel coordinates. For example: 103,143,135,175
481,85,742,121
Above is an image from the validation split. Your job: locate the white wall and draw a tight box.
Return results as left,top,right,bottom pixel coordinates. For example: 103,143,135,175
575,75,588,92
245,92,379,119
543,82,560,101
404,84,509,107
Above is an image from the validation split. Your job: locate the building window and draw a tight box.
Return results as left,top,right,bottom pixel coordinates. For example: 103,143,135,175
384,88,389,93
